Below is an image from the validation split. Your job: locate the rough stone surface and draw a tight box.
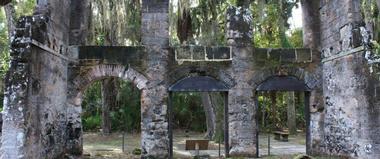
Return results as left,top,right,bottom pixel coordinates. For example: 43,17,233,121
319,0,380,158
2,0,380,159
1,12,70,158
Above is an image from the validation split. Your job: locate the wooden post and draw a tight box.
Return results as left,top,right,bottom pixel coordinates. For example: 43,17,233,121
168,92,173,158
268,133,270,156
218,136,221,157
224,92,229,158
255,92,260,158
305,91,311,155
122,131,125,152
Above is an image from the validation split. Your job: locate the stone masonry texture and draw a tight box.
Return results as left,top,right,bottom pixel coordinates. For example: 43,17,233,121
1,0,380,159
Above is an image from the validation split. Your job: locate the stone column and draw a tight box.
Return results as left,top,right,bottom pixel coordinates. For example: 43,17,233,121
65,0,90,156
69,0,90,46
226,6,256,157
1,17,32,158
320,0,380,158
141,0,170,158
301,0,324,155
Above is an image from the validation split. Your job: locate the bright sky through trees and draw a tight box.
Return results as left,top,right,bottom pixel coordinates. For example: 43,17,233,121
288,2,302,30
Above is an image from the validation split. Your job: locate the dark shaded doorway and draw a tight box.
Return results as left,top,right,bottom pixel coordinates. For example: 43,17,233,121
168,76,230,158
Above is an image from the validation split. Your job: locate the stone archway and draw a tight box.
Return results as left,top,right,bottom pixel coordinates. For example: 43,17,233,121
167,65,235,89
251,67,321,156
69,64,148,106
65,64,148,156
167,65,234,140
250,67,319,90
255,75,311,156
167,76,230,158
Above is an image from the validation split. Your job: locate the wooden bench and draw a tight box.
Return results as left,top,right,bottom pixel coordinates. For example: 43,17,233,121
273,131,289,142
185,140,209,150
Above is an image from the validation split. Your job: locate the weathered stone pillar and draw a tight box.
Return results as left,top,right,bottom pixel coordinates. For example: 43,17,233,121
141,0,170,158
320,0,380,158
301,0,324,155
1,17,32,159
69,0,90,46
226,6,256,157
65,1,90,156
1,1,72,158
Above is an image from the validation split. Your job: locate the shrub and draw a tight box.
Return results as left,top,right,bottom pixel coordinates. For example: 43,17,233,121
83,115,101,131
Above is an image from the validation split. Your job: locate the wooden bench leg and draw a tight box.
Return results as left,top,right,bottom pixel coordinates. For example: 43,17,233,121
274,134,281,140
281,135,288,142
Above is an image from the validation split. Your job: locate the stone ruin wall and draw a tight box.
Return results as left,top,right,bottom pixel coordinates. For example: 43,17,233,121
320,0,380,158
1,0,380,159
1,0,72,158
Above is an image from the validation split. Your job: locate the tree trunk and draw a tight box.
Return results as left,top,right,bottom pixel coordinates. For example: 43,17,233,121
301,0,320,49
177,0,192,44
278,0,290,48
287,91,297,135
99,1,121,135
270,91,278,130
4,2,16,42
101,78,119,135
0,0,11,6
201,92,217,140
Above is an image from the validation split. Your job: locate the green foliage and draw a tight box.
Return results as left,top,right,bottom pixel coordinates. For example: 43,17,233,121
0,0,36,109
88,0,141,45
83,115,102,131
371,40,380,55
252,0,300,48
258,92,305,132
81,80,141,132
172,92,207,132
13,0,36,19
211,93,225,143
132,148,142,155
0,8,9,110
81,81,102,131
0,8,10,93
170,0,236,45
81,83,210,133
288,28,303,48
82,81,102,116
111,81,141,131
361,0,379,40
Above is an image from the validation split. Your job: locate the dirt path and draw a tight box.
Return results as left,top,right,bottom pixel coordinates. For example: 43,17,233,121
83,132,140,159
82,131,338,159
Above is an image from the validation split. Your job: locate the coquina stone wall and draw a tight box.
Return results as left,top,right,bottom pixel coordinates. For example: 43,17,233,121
320,0,380,158
2,0,380,159
1,0,72,158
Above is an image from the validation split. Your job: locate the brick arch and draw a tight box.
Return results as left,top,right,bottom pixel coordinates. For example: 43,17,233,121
250,66,320,90
69,64,148,106
167,65,235,88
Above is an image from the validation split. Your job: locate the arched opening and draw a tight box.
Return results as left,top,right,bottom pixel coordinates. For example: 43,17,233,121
168,76,229,158
80,79,142,158
255,75,311,157
68,65,148,158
